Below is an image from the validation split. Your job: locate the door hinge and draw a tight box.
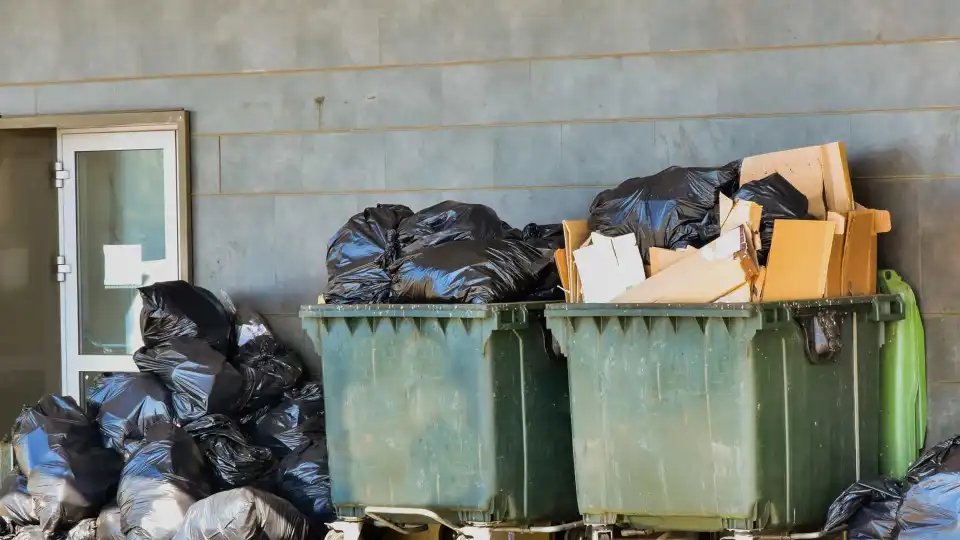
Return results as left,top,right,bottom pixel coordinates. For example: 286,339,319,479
53,161,69,188
56,255,72,282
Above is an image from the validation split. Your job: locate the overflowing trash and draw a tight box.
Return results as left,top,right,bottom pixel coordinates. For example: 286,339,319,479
824,435,960,540
732,172,813,264
0,281,328,540
325,201,563,304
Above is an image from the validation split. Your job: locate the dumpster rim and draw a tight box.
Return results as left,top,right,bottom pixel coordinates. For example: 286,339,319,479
300,301,555,319
542,295,902,319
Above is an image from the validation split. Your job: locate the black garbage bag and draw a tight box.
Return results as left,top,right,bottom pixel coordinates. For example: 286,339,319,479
275,440,334,525
732,172,813,264
95,505,123,540
397,201,519,257
248,383,324,458
12,396,123,534
823,478,903,539
66,519,97,540
325,204,414,305
390,239,553,304
0,475,37,529
139,281,233,353
231,309,304,413
183,415,276,490
172,487,309,540
133,338,247,423
28,445,123,534
117,423,212,540
897,435,960,539
588,162,740,263
87,373,175,460
521,223,564,252
12,395,98,476
520,223,565,301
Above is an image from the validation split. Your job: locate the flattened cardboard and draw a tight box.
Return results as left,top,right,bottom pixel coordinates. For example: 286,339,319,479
722,199,762,234
561,220,589,302
574,233,646,303
825,212,847,298
555,249,570,295
717,283,751,303
740,141,854,219
841,210,878,296
762,220,836,301
649,247,698,276
612,226,759,304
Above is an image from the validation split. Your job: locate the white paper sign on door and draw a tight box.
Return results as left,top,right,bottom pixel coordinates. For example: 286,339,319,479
103,244,142,288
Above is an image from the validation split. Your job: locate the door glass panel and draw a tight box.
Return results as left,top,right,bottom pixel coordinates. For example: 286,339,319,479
76,149,165,355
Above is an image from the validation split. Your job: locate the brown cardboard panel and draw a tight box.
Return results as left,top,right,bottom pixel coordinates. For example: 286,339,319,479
822,142,855,214
649,247,698,275
613,226,758,303
562,220,589,302
825,212,847,298
762,220,836,301
717,282,751,303
841,210,878,295
741,145,828,219
752,267,767,302
555,249,570,300
721,199,762,234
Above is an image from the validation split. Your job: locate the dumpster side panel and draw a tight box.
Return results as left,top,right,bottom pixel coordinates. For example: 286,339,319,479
559,315,762,528
318,315,495,512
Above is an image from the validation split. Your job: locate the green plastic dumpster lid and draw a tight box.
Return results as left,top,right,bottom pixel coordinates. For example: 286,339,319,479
300,301,554,319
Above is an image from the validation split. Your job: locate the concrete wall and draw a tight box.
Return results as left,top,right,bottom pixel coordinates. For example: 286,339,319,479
1,1,958,439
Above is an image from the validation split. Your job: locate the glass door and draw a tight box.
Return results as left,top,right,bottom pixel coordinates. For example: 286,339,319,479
59,130,183,399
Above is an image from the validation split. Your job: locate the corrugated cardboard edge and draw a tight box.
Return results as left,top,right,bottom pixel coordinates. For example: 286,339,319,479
841,210,878,295
822,142,855,214
562,220,589,302
555,249,570,300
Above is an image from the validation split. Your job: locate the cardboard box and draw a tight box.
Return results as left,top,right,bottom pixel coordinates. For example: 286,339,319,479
649,246,698,276
612,225,759,303
574,233,646,303
557,220,589,302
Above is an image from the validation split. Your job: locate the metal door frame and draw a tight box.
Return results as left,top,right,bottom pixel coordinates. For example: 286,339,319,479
0,111,191,399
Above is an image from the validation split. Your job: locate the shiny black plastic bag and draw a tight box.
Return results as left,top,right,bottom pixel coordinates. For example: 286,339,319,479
521,223,564,252
520,223,565,301
133,338,247,424
66,519,97,540
231,309,304,413
897,435,960,539
95,505,123,540
139,281,233,353
12,396,122,534
733,172,813,264
390,239,553,304
10,526,54,540
325,204,413,305
12,395,99,476
28,444,122,534
275,440,334,525
588,162,740,263
183,415,276,490
118,423,212,540
397,201,519,257
823,478,903,539
173,487,309,540
87,373,175,460
0,475,37,529
248,383,325,458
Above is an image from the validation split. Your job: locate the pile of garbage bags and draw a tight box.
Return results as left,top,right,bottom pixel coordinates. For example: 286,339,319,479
824,435,960,539
0,281,328,540
326,201,563,304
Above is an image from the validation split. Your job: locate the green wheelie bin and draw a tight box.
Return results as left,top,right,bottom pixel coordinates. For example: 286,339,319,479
301,303,581,540
544,296,903,539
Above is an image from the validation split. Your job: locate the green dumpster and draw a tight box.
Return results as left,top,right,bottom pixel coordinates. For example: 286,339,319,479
300,303,579,528
545,296,903,534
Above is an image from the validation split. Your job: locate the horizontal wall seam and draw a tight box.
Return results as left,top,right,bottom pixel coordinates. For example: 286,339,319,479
191,184,617,198
192,105,960,138
2,35,959,89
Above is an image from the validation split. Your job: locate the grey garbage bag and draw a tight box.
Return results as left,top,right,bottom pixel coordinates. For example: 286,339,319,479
117,423,212,540
95,505,123,540
172,488,309,540
66,519,97,540
0,474,37,529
